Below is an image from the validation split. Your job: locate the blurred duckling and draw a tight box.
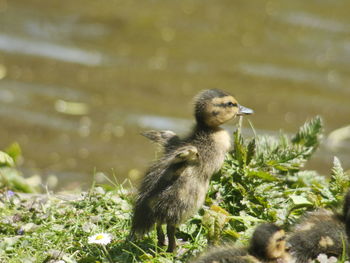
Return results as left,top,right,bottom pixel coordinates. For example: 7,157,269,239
287,189,350,262
130,89,253,252
192,223,291,263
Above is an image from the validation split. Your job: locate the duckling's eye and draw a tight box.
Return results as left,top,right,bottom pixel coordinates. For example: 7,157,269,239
276,236,286,242
226,102,237,107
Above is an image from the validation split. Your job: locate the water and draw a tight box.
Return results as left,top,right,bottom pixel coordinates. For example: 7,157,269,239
0,0,349,189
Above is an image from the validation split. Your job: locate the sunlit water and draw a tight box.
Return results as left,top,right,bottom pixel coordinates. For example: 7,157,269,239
0,0,349,189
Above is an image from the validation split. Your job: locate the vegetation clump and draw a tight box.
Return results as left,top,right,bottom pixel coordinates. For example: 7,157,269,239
204,117,349,244
0,116,349,262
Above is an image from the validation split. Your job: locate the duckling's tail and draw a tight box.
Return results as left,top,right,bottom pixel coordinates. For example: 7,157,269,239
129,199,156,239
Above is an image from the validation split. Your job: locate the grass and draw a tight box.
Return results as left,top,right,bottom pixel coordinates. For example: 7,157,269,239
0,183,205,263
0,116,350,262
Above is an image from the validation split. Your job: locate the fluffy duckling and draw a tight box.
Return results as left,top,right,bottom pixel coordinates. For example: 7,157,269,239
192,223,291,263
288,190,350,262
130,89,253,252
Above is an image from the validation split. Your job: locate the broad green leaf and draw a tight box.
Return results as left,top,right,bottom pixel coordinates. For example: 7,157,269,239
5,142,21,162
0,151,14,167
248,170,277,181
290,195,312,206
246,139,256,165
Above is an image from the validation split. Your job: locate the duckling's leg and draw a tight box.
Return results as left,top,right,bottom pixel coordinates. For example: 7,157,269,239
166,224,176,252
156,223,166,247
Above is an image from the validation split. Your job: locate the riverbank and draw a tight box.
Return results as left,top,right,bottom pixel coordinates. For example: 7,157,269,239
1,117,350,262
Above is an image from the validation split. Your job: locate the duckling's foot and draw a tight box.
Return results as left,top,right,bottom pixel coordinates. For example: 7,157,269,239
166,243,176,253
166,224,177,253
174,146,199,163
156,224,166,247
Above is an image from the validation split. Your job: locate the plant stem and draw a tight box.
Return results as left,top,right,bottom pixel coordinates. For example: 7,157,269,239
102,245,114,263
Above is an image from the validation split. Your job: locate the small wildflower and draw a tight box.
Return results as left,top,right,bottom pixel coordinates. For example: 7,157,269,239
17,228,24,235
316,254,338,263
328,257,337,263
88,233,112,245
7,190,15,198
316,254,328,263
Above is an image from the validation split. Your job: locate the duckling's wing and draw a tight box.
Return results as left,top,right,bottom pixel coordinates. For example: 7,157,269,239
138,145,199,201
170,145,199,164
141,130,179,146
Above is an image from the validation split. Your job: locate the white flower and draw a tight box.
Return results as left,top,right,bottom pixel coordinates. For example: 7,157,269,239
328,257,337,263
88,233,112,245
316,254,338,263
316,254,328,263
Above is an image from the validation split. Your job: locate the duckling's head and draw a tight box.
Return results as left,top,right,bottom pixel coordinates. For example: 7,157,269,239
249,223,287,260
194,89,253,128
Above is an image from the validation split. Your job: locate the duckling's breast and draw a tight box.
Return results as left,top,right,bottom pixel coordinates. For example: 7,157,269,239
198,128,231,178
210,128,231,155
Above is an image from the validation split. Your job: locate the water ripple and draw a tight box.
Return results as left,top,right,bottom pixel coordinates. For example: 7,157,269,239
0,34,105,66
278,11,350,33
0,106,79,132
237,62,328,85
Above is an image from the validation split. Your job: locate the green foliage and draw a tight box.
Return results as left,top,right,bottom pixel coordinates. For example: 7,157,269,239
0,151,14,167
0,182,204,263
0,143,37,193
207,116,350,243
1,117,349,262
4,143,22,163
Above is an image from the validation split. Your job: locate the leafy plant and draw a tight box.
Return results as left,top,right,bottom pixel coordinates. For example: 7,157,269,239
1,117,349,262
204,116,350,244
0,143,37,193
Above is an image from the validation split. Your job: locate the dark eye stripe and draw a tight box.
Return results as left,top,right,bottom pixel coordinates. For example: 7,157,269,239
214,102,238,108
227,102,238,107
277,236,286,242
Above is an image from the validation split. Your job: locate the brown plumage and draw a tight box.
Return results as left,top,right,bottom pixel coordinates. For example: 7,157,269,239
130,89,253,252
287,189,350,263
191,223,291,263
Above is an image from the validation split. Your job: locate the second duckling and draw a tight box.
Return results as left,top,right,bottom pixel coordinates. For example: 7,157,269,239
191,223,291,263
130,89,253,252
288,189,350,262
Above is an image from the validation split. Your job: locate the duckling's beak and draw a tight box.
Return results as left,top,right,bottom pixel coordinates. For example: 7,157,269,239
237,105,254,116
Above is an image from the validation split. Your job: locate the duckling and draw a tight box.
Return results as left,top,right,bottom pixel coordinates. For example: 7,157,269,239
130,89,253,252
287,189,350,263
248,223,291,263
192,223,291,263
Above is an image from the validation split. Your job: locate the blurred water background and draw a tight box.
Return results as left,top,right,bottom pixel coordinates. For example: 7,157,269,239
0,0,349,190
